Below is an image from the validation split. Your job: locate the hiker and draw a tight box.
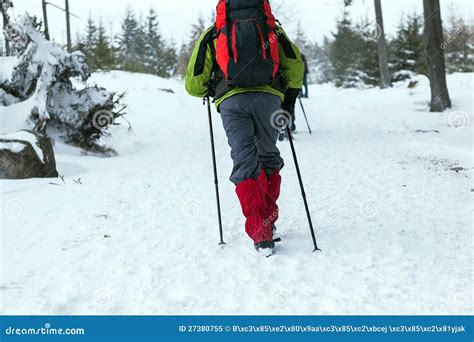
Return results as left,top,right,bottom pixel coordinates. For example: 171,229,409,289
185,0,304,256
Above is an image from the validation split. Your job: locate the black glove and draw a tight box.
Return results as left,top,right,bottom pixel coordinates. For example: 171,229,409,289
281,88,300,116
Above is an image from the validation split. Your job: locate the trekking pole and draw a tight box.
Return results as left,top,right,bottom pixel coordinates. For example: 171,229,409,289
286,125,321,252
204,96,226,246
298,97,312,135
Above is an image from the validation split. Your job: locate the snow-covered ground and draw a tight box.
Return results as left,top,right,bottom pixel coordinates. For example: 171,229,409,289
1,71,472,315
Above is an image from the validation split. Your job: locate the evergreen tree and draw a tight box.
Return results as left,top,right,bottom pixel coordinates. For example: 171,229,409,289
314,36,333,83
85,14,97,48
329,11,365,87
93,19,115,70
74,14,97,69
177,42,191,78
162,41,178,78
356,17,380,86
117,7,145,72
144,8,163,75
389,13,426,81
444,15,474,73
176,14,208,78
294,21,310,56
142,8,177,78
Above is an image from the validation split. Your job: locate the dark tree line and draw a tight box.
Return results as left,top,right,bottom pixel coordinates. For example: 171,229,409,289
297,4,474,91
1,1,472,113
74,7,178,78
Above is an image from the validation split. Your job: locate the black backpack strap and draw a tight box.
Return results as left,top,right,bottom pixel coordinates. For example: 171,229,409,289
225,0,234,62
194,25,217,77
277,29,297,60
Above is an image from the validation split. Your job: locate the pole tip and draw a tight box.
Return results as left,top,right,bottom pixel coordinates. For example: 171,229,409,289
313,248,322,253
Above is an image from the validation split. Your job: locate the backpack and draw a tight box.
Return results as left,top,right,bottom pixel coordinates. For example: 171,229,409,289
215,0,280,88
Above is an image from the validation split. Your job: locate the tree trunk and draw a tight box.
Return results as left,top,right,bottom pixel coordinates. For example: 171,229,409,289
42,0,50,40
1,0,11,55
423,0,451,112
65,0,72,52
374,0,391,89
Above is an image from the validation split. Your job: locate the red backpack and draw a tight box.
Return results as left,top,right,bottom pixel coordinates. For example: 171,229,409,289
215,0,280,88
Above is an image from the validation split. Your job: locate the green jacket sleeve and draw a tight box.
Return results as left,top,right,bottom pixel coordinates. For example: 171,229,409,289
185,26,216,98
277,26,305,90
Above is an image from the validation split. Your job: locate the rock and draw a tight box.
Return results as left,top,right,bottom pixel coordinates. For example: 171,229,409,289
0,130,59,179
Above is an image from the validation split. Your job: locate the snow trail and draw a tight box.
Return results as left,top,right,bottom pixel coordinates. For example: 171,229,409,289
1,71,472,314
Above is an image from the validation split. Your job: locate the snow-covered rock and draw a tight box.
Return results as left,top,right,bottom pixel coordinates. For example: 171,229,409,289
0,130,58,179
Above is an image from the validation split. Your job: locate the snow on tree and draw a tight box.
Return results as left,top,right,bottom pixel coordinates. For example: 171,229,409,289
444,16,474,73
0,13,125,154
389,13,426,82
0,0,13,56
328,11,368,88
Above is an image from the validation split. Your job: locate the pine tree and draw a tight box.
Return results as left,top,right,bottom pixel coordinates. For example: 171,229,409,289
389,12,426,81
329,11,365,87
314,37,333,83
176,14,208,78
177,43,191,78
85,14,97,47
75,14,98,69
117,7,146,73
93,19,115,70
444,15,474,73
294,21,310,56
162,41,178,78
356,17,380,86
144,8,163,75
143,8,177,78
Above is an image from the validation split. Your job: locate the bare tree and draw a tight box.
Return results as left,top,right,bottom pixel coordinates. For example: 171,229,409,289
423,0,451,112
65,0,71,52
42,0,50,40
374,0,391,88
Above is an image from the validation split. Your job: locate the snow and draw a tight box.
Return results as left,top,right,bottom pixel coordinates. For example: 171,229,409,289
0,56,17,84
0,71,472,315
0,97,36,134
0,131,44,162
0,142,26,154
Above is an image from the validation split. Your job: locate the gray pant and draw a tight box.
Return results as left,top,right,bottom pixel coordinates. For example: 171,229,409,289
219,92,284,185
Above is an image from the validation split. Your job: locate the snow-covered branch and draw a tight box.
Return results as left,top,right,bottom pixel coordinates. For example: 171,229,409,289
0,13,125,153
